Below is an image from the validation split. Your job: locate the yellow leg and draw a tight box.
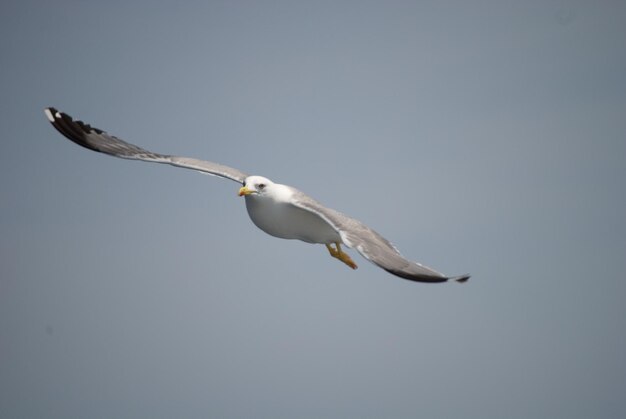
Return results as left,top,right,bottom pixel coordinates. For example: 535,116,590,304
325,242,358,270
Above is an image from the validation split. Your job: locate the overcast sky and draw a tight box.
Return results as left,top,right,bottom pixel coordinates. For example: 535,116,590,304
1,1,625,418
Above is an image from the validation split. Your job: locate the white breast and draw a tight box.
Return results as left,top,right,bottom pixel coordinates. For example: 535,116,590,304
244,187,340,244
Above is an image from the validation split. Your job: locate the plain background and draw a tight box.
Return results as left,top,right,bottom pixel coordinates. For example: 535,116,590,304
1,1,625,418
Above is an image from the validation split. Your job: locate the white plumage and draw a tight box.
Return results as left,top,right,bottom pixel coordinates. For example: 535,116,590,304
45,107,469,284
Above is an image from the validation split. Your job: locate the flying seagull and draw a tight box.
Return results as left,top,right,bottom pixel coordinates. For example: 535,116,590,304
44,108,469,284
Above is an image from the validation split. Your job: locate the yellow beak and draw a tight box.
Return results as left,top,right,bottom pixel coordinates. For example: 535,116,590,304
238,186,255,196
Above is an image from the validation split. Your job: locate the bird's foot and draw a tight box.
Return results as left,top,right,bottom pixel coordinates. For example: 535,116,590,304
325,243,358,270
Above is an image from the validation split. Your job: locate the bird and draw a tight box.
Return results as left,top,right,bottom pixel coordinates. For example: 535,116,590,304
44,107,470,284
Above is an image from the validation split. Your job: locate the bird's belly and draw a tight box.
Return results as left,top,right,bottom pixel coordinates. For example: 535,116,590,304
245,198,340,244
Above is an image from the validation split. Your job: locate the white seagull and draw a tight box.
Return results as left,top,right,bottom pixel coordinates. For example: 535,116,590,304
45,108,469,284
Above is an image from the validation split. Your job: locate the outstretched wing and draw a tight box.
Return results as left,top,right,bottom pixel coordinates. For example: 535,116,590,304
291,191,470,283
44,107,248,184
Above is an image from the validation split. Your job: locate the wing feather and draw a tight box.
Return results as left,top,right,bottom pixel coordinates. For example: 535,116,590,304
291,191,469,283
44,107,248,183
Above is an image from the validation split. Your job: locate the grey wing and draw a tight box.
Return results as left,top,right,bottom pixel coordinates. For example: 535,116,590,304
291,191,470,283
44,107,248,184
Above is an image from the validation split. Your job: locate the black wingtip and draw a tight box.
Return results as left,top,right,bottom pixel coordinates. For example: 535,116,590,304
450,274,470,283
44,107,84,146
44,107,106,153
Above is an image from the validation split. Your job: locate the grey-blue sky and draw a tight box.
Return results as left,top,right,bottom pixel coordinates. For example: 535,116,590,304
1,1,625,418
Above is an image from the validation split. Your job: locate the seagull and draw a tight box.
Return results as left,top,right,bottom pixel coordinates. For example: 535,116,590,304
44,107,469,284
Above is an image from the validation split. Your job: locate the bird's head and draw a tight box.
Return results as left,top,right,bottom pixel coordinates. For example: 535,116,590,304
239,176,274,197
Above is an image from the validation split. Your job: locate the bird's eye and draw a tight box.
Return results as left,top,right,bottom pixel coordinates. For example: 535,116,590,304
258,183,266,189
